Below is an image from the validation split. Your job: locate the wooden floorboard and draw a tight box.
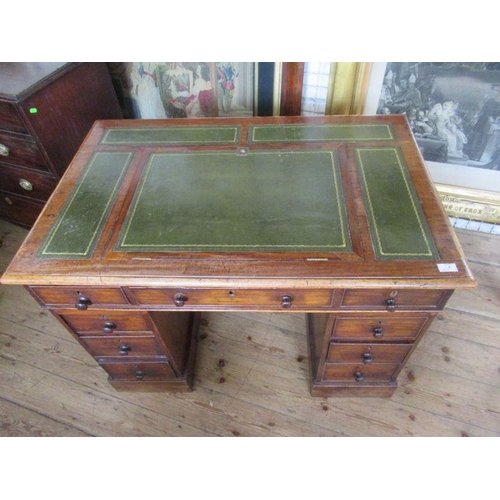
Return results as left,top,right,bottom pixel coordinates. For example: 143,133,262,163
0,220,499,437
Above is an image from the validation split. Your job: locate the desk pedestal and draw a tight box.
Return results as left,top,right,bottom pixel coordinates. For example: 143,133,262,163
38,285,447,398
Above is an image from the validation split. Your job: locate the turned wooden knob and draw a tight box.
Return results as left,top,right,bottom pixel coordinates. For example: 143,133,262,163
102,321,117,333
135,370,144,380
281,295,293,308
385,298,397,312
174,293,188,307
373,327,383,338
75,296,92,310
119,344,131,356
363,353,373,364
354,372,364,382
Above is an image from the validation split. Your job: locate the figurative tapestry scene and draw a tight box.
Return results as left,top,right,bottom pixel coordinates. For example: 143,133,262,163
376,62,500,170
108,62,254,120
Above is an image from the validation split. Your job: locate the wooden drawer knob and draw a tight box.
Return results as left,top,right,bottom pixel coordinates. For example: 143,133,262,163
75,296,92,310
354,372,364,382
362,353,373,364
119,344,131,356
135,370,144,380
373,327,384,338
102,321,117,333
174,293,188,307
281,295,293,308
385,298,397,312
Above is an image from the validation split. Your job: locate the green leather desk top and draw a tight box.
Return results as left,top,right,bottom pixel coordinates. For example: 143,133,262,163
2,116,476,286
115,149,351,254
38,122,436,260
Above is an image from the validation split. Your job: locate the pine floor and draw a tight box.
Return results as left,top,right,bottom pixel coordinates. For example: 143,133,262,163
0,218,499,437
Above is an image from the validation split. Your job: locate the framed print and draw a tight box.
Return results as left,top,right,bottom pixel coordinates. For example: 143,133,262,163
108,62,276,119
364,62,500,225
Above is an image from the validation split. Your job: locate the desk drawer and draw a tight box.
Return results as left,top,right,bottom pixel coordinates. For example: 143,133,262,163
332,315,431,342
340,289,450,311
323,363,400,382
31,286,129,308
58,311,152,335
0,164,56,201
326,343,411,365
0,101,28,134
82,336,163,358
0,190,44,227
100,361,176,381
128,287,334,310
0,131,48,171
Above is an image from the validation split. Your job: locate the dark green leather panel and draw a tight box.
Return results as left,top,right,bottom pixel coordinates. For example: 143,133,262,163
116,150,352,253
355,148,439,260
101,126,241,145
249,124,394,143
39,152,133,259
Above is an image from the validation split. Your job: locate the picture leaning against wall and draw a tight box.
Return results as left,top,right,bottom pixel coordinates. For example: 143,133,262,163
364,62,500,228
373,62,500,170
107,62,255,119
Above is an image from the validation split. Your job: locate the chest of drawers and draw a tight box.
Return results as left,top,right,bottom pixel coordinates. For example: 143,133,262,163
0,62,122,227
1,116,476,397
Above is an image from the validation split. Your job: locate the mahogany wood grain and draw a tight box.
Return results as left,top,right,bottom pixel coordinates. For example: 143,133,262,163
326,343,412,364
0,163,56,201
0,62,123,228
280,62,305,116
0,131,47,171
58,310,153,335
0,191,44,228
0,115,476,397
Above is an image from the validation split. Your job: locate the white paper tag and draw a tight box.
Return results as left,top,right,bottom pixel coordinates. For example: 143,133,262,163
437,263,459,272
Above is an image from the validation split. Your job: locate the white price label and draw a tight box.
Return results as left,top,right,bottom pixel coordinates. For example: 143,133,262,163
437,263,459,272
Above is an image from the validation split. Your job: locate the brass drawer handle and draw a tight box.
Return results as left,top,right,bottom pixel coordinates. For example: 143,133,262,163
373,327,384,338
281,295,293,308
362,353,373,364
75,296,92,310
174,293,188,307
119,344,131,356
354,372,364,382
19,179,33,191
102,321,117,333
0,143,9,156
385,298,397,312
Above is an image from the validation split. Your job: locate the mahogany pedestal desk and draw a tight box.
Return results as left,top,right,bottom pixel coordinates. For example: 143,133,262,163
0,116,476,397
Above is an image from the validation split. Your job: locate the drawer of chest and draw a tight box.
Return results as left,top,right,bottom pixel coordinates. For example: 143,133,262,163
0,131,48,171
323,363,400,382
0,164,56,201
332,314,432,342
58,310,153,335
127,287,334,310
82,336,163,359
340,289,450,310
100,361,176,381
0,101,28,134
31,287,129,309
0,190,44,227
326,343,412,365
